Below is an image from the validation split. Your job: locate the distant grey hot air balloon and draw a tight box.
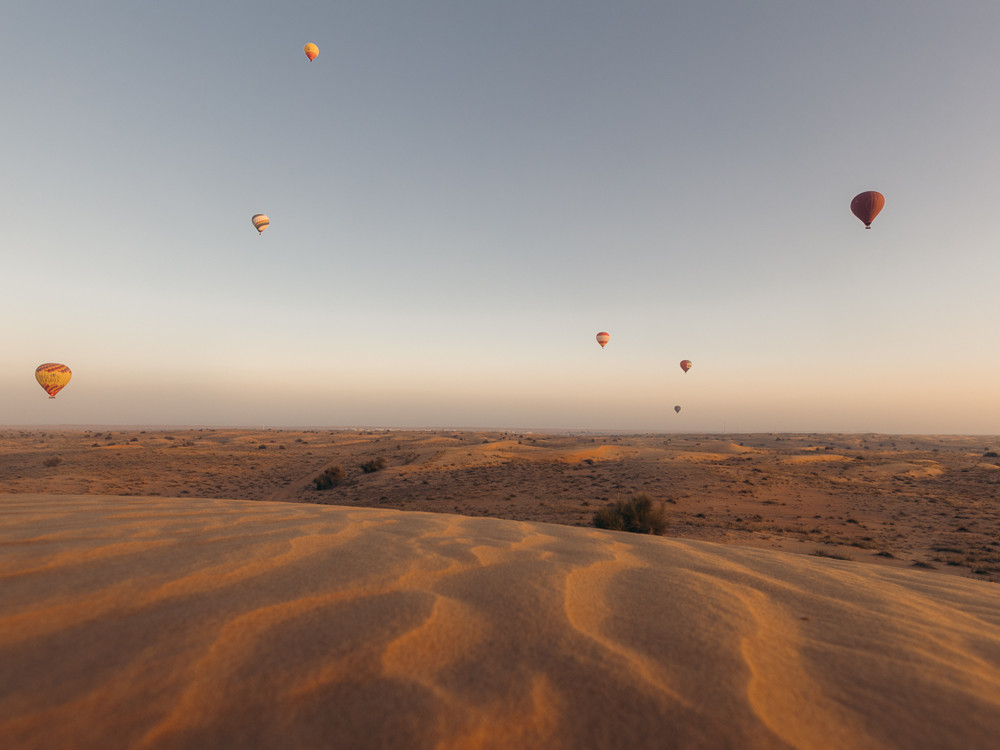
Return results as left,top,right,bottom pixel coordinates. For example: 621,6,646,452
674,405,681,414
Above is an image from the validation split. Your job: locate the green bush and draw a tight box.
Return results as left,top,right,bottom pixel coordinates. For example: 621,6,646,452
313,465,346,490
592,493,668,535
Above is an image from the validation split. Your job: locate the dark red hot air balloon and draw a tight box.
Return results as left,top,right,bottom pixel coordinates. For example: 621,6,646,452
850,191,885,229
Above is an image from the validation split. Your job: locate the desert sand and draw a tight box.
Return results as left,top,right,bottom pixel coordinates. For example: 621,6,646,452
3,429,999,580
2,494,1000,750
3,430,1000,748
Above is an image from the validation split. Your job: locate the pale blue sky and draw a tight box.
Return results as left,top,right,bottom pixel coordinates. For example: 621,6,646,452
3,1,999,432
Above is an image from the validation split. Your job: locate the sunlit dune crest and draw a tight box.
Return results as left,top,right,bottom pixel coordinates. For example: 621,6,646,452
860,461,945,478
2,495,999,750
783,454,852,463
670,451,731,462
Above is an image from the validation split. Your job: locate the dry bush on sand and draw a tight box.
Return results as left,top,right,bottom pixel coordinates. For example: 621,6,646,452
314,465,346,490
593,493,669,535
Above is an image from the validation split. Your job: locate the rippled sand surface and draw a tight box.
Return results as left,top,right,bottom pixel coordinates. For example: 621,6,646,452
2,494,1000,749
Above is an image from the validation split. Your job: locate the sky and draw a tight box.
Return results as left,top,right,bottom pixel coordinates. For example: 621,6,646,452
3,1,999,433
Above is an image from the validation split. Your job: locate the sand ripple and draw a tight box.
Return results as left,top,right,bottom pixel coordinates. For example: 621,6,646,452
2,494,999,749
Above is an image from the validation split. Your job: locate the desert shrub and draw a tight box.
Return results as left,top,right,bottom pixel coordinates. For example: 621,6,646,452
43,456,63,468
811,549,853,561
314,465,345,490
984,451,998,458
360,457,386,473
592,493,668,535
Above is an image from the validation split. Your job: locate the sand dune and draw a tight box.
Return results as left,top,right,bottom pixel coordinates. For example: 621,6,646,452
2,494,999,749
4,430,1000,580
782,454,852,464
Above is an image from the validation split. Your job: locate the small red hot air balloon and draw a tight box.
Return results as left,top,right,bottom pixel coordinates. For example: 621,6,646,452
850,191,885,229
596,332,610,348
680,360,692,373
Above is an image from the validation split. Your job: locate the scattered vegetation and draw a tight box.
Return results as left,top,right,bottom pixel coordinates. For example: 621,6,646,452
360,457,386,473
810,549,853,561
313,465,346,490
42,456,63,468
592,493,669,535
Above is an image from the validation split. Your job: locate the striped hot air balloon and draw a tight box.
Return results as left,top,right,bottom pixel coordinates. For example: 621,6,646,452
680,360,692,373
304,43,319,61
35,363,72,399
252,214,270,235
850,191,885,229
596,332,610,348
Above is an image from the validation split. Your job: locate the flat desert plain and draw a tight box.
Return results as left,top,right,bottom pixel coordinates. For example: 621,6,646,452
3,429,999,580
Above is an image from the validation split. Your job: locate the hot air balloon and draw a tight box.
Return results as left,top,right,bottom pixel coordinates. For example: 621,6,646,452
304,43,319,62
850,191,885,229
252,214,270,234
674,405,681,414
680,360,692,373
35,363,72,399
596,332,610,348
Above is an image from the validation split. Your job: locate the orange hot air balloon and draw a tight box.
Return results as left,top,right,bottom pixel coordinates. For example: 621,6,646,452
680,360,692,373
596,332,610,348
304,43,319,62
850,191,885,228
674,405,681,414
252,214,270,234
35,363,72,399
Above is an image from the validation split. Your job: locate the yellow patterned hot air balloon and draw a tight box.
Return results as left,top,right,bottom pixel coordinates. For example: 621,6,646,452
252,214,270,235
35,363,72,399
304,43,319,61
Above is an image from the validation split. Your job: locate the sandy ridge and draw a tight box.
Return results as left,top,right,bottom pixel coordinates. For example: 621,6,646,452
2,494,1000,749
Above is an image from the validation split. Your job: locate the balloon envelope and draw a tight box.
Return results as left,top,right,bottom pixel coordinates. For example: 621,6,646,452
304,43,319,61
850,191,885,228
35,363,72,399
252,214,270,234
674,405,681,414
680,360,692,373
596,332,610,348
